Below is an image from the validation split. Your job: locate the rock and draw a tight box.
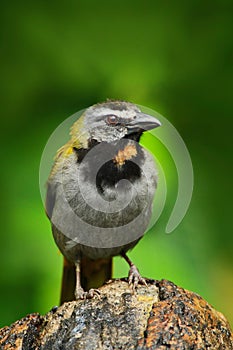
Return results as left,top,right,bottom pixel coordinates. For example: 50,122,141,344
0,279,232,349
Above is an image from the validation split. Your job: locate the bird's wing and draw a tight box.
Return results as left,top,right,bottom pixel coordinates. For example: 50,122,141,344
45,142,74,218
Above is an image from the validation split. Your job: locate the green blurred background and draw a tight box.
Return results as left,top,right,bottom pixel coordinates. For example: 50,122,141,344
1,1,233,328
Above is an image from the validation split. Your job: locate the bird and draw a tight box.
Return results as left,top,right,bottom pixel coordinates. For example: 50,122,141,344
46,100,161,303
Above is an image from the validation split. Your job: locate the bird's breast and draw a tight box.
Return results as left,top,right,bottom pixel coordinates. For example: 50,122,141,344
50,141,157,248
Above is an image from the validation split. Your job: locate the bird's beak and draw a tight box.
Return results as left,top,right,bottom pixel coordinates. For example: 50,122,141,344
127,112,161,134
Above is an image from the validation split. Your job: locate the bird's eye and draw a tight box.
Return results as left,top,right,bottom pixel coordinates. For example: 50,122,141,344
106,115,118,125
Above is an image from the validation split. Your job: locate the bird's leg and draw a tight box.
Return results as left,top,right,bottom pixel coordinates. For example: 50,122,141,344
74,259,85,299
75,259,100,299
121,252,147,290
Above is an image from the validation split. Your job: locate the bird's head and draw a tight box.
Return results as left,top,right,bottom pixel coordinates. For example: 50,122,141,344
70,100,161,148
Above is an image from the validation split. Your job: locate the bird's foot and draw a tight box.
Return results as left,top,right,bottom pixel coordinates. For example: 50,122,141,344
75,287,101,300
128,265,147,290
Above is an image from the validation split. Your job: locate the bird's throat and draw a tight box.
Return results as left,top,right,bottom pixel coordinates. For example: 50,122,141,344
74,138,144,194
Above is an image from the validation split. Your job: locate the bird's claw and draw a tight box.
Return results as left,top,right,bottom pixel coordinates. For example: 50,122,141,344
128,265,147,290
75,287,101,300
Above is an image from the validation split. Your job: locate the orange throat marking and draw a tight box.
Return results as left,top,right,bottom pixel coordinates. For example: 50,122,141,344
113,144,137,167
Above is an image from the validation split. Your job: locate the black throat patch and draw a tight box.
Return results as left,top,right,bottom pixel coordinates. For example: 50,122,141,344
74,137,144,194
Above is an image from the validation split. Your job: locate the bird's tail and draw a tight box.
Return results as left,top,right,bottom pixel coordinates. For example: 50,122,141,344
60,257,76,303
60,256,112,304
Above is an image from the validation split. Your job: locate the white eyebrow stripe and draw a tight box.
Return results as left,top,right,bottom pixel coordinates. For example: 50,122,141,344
92,107,137,119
